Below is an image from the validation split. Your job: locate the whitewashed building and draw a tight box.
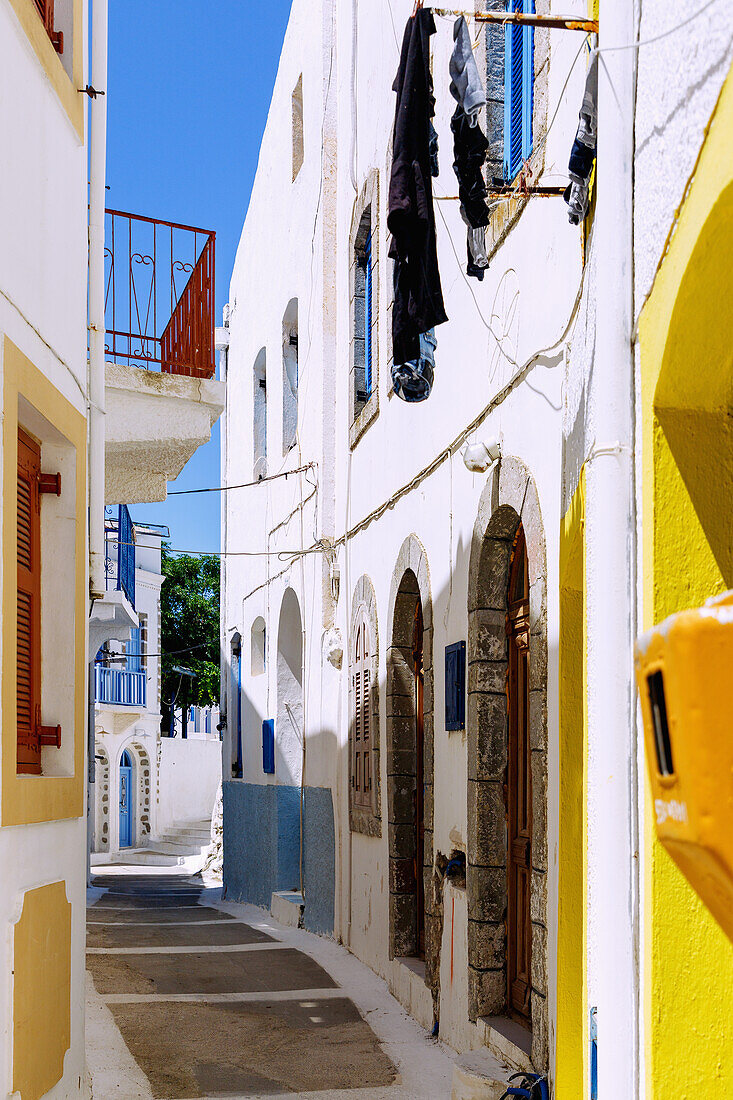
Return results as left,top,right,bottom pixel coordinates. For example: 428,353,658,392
222,0,733,1095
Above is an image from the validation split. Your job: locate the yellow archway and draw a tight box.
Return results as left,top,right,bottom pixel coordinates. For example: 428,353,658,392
639,60,733,1100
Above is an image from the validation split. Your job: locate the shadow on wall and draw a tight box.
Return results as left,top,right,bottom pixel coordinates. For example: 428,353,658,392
220,458,554,1068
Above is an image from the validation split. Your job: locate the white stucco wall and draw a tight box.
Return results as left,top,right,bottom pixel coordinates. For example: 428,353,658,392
156,738,222,833
222,0,597,1068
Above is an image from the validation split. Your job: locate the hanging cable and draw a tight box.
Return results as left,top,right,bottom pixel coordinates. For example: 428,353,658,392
167,463,315,496
592,0,724,53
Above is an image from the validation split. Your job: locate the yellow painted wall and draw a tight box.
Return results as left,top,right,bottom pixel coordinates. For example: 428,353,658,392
1,339,87,825
555,471,587,1097
639,64,733,1099
13,881,72,1100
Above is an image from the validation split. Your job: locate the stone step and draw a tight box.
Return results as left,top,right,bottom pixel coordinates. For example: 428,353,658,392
271,891,304,928
145,839,208,856
451,1051,511,1100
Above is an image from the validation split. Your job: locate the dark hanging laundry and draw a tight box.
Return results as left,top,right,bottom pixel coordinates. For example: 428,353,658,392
449,17,491,280
451,107,491,229
564,54,598,225
388,8,448,381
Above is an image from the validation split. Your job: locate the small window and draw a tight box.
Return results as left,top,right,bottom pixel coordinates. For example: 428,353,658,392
292,75,304,181
282,299,298,453
34,0,64,54
253,348,267,479
503,0,535,181
351,612,373,811
251,617,266,677
445,641,466,732
138,612,148,671
126,626,143,673
353,206,375,419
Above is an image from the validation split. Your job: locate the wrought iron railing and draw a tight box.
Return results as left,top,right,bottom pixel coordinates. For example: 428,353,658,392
105,504,136,610
104,209,216,379
94,665,147,708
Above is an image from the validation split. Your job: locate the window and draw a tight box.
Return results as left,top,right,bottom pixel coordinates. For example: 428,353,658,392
138,612,148,671
292,75,304,181
17,428,61,774
282,299,298,453
253,348,267,479
351,611,373,811
503,0,535,181
445,641,466,732
353,206,375,418
251,617,266,677
34,0,64,53
126,626,143,673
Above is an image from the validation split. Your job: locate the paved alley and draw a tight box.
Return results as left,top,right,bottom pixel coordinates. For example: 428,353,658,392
86,872,456,1099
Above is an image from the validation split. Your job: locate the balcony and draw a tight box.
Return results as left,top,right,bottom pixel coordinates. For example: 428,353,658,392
105,504,135,610
103,209,225,505
95,665,147,709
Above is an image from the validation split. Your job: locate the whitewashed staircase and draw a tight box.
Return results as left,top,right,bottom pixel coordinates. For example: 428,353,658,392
119,819,212,869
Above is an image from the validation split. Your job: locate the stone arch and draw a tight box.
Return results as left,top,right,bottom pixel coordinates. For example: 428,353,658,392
94,744,110,853
385,536,439,999
466,456,548,1069
349,575,381,836
128,740,152,843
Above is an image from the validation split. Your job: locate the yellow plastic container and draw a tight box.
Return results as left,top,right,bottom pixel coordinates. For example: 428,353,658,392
635,590,733,941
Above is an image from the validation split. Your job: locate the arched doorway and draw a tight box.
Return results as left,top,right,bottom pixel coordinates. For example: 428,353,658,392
119,749,133,849
466,457,548,1068
386,535,436,999
506,526,531,1023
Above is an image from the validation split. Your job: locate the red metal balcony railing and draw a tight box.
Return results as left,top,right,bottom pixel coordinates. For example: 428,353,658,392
104,209,216,380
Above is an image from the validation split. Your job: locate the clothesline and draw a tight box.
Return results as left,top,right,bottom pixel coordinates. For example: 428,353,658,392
431,8,598,33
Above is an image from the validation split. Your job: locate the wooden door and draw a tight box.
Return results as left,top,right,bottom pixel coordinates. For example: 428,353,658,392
506,526,532,1022
413,601,425,960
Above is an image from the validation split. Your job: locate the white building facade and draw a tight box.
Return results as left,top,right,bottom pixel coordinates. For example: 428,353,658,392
222,0,733,1094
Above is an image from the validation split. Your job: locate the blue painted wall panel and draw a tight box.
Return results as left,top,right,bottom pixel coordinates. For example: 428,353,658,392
223,781,335,935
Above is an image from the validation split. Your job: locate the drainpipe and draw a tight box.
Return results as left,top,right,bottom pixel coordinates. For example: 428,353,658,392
88,0,108,601
585,2,638,1096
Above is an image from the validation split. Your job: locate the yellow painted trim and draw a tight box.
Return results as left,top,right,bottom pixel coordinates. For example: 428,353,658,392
638,61,733,1100
555,468,587,1098
2,339,87,825
6,0,84,142
13,881,72,1100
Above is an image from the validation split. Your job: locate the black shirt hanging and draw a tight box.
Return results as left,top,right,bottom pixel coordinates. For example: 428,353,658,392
388,9,448,367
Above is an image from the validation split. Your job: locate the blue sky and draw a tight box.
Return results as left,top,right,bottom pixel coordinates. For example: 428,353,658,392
107,0,293,553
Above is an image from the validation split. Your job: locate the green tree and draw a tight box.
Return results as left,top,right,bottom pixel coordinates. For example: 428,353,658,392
160,547,219,735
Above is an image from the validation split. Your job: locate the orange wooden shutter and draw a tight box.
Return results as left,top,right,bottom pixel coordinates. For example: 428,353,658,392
17,429,42,775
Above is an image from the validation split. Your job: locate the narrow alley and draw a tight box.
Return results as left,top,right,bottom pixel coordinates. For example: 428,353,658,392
85,872,457,1099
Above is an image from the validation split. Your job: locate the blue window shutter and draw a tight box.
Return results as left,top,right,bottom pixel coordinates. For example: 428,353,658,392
504,0,535,180
364,231,373,398
262,718,275,774
445,641,466,732
126,627,141,673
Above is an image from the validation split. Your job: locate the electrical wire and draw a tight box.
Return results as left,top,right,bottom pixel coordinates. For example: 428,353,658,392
592,0,725,54
167,463,315,496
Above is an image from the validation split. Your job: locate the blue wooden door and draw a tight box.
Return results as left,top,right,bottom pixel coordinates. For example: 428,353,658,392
119,750,132,848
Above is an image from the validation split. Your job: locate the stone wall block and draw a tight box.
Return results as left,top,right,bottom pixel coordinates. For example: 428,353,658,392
531,991,549,1070
390,856,416,894
468,865,507,923
531,922,547,996
469,609,507,662
386,747,416,777
469,967,505,1021
531,752,548,871
468,660,507,695
468,779,506,865
389,821,415,860
529,575,547,635
528,690,547,752
530,868,547,926
469,693,508,781
468,919,505,970
387,649,414,696
475,538,513,609
529,632,548,692
391,895,417,958
389,774,417,824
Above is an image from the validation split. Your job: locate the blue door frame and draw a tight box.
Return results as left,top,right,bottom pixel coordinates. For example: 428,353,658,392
119,750,133,848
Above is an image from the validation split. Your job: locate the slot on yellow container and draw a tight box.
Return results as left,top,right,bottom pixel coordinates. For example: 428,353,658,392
635,590,733,942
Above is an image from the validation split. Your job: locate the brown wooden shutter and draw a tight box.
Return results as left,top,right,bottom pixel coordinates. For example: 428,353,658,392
33,0,63,52
17,430,42,775
352,616,373,812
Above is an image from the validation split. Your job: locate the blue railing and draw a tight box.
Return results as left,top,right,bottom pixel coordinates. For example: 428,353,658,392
95,665,146,708
105,504,136,609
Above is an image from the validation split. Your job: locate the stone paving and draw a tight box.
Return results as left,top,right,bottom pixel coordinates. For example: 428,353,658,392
86,872,457,1099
